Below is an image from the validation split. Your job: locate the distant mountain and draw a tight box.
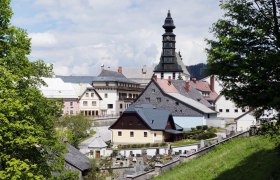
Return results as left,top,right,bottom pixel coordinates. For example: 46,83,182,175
186,63,208,80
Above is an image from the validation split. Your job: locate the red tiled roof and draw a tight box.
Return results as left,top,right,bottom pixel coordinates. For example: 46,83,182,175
155,79,179,93
190,80,218,101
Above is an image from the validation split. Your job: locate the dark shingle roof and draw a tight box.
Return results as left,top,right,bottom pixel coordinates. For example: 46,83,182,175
64,143,91,171
93,70,139,84
126,104,181,131
57,75,95,84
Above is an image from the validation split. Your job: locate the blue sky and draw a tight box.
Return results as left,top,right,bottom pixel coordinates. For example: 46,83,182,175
11,0,222,76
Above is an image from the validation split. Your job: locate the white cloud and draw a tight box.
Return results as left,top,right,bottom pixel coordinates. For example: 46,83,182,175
29,32,57,47
12,0,223,76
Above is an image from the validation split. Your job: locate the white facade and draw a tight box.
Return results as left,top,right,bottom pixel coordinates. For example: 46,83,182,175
79,89,101,116
98,89,119,116
215,95,248,119
236,113,256,132
203,76,249,120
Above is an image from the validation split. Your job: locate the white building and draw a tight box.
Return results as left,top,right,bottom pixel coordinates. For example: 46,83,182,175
235,111,256,132
92,69,142,116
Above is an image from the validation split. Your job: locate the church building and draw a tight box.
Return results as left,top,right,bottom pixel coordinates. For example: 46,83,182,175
154,10,190,81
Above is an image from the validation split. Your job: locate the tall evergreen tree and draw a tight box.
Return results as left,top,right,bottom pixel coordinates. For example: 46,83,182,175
206,0,280,112
0,0,66,178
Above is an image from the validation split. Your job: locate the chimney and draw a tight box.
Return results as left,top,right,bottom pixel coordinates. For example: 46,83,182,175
118,66,122,73
153,74,157,81
168,76,171,85
192,77,196,83
101,64,104,70
185,81,190,92
210,75,215,91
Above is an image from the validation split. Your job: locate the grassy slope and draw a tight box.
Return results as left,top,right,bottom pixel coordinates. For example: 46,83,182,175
153,136,280,180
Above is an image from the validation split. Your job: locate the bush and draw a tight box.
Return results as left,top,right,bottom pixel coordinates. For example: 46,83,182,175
196,126,202,130
202,125,208,130
196,132,216,140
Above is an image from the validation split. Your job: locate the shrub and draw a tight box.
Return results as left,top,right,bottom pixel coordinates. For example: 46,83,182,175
202,125,208,130
196,126,202,130
196,132,216,140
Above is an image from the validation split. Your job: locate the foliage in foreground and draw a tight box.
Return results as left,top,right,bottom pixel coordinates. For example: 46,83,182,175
153,136,280,180
0,0,70,179
207,0,280,112
56,114,92,148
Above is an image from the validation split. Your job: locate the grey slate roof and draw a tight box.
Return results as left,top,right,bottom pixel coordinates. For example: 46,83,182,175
88,136,108,148
171,80,211,107
125,104,181,131
64,143,91,171
167,93,216,114
57,75,95,84
94,69,139,84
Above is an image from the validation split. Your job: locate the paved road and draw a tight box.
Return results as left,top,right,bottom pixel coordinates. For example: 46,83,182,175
79,126,111,154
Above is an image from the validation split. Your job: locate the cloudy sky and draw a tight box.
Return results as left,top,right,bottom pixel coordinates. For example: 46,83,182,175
11,0,223,76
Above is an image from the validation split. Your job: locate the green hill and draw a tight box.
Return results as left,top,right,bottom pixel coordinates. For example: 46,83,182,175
153,136,280,180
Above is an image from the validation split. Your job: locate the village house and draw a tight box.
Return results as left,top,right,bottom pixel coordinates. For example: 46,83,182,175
92,68,142,116
202,75,249,121
40,78,80,115
189,76,218,107
109,104,183,145
72,83,102,117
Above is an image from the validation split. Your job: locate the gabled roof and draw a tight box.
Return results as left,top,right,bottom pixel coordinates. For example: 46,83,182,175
93,69,139,84
190,80,218,101
40,78,78,99
71,83,102,100
88,137,107,148
111,104,182,132
167,93,216,114
64,143,91,171
169,80,211,107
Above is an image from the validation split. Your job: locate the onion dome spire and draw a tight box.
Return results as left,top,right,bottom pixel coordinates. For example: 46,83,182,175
162,10,176,32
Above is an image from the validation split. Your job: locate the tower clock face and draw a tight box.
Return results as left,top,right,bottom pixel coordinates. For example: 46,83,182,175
166,36,170,40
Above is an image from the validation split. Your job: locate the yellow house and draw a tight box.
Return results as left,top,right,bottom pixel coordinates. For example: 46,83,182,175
109,104,183,145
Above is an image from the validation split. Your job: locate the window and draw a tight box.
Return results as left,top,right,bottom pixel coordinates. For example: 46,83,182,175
161,73,164,79
225,97,229,100
106,82,109,86
144,132,148,137
85,93,89,97
219,109,223,112
156,97,161,103
70,110,73,115
92,101,96,106
130,131,134,137
152,89,155,93
173,72,175,79
70,102,73,106
118,131,122,136
104,93,108,98
154,133,157,137
207,114,210,118
83,101,88,106
145,97,150,103
119,111,122,115
235,109,238,113
91,93,94,97
107,104,113,109
175,102,179,105
120,104,123,109
226,109,229,112
242,109,246,112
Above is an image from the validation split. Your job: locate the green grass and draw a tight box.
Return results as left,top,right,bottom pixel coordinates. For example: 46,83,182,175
153,136,280,180
171,139,198,147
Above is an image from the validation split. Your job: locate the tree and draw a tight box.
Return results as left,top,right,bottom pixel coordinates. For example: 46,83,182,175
56,114,92,148
206,0,280,112
0,0,67,178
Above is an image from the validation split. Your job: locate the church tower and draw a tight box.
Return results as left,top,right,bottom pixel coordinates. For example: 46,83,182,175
154,10,190,80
